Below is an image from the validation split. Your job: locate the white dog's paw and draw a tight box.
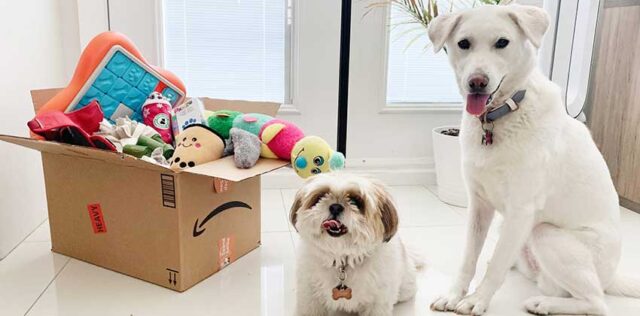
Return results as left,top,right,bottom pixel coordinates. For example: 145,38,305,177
523,296,607,316
523,296,550,315
454,293,490,315
430,290,465,312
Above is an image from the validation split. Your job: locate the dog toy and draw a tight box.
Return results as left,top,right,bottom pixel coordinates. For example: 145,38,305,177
27,100,116,151
172,98,207,138
96,116,159,152
142,92,173,143
256,119,344,178
291,136,345,178
259,119,305,159
229,128,262,169
233,113,273,136
169,124,225,171
212,113,269,169
123,135,174,159
37,31,185,123
207,110,243,139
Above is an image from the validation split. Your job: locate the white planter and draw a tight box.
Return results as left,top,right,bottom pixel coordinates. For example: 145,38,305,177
432,126,468,207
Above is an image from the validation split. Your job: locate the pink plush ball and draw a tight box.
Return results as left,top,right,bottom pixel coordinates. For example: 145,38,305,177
259,119,305,160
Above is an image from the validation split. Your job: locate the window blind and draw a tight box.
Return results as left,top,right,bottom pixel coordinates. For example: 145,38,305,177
163,0,287,103
385,0,544,104
386,4,462,104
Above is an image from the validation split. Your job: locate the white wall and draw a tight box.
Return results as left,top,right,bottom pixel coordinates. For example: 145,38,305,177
345,1,461,180
0,1,79,259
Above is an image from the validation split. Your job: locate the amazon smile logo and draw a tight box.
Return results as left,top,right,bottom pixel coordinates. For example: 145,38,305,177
192,201,252,237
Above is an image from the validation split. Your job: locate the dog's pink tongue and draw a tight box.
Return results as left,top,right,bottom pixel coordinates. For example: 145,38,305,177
322,219,340,230
466,94,490,116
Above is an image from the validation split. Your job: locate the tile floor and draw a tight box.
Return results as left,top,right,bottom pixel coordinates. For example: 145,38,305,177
1,186,640,316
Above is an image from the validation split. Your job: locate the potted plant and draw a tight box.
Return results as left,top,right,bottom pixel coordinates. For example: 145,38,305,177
366,0,511,207
432,127,467,206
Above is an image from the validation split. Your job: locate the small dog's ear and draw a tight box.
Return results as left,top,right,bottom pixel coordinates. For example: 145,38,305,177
289,188,305,231
508,4,549,48
428,12,462,53
373,182,399,242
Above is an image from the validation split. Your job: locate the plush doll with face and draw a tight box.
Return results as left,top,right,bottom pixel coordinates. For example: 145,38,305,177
169,124,225,170
291,136,345,178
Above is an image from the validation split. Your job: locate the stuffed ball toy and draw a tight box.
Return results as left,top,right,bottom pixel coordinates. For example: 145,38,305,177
259,119,305,159
207,110,242,139
169,124,225,171
291,136,345,178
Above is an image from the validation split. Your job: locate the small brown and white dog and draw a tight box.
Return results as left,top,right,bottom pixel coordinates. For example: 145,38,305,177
290,173,421,316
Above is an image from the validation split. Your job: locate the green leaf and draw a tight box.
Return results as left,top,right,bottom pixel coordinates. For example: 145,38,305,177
363,0,503,52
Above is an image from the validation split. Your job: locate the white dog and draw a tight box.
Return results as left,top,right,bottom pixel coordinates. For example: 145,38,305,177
290,173,421,316
427,4,640,315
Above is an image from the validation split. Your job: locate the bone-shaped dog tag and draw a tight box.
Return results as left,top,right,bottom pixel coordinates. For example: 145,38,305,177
332,284,352,300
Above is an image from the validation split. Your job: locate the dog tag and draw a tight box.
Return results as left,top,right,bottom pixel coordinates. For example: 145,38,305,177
482,129,493,145
481,121,494,146
332,284,352,300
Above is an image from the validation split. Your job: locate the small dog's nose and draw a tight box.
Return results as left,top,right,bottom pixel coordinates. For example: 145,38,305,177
468,74,489,92
329,203,344,217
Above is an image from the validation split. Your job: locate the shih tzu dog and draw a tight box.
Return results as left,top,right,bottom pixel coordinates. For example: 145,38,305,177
290,173,422,316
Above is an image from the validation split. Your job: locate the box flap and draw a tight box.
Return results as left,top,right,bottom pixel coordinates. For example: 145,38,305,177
181,156,288,182
31,88,62,112
0,134,168,172
199,98,280,117
16,89,285,177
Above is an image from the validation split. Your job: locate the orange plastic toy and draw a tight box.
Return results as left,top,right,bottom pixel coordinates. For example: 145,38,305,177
38,32,186,123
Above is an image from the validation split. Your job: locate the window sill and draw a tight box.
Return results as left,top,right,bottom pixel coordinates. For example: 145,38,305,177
277,103,301,115
380,103,463,114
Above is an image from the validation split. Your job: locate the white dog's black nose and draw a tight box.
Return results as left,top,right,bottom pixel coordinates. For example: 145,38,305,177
468,74,489,93
329,203,344,217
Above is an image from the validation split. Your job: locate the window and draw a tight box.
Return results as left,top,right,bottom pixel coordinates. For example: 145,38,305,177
385,0,544,105
163,0,289,103
385,3,462,105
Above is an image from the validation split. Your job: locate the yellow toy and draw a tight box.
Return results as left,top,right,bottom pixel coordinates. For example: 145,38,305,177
291,136,345,178
169,124,225,171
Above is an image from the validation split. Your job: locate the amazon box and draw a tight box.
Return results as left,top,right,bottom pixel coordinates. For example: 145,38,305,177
0,89,288,292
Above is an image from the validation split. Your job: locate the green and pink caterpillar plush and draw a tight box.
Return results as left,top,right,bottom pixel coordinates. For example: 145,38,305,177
169,109,345,179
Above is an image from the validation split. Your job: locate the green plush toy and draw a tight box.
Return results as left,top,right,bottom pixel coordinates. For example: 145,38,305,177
233,113,273,136
123,135,174,159
207,110,242,139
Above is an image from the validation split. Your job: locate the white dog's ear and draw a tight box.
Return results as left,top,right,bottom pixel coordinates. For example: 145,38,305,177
428,12,462,53
289,188,305,231
372,182,399,242
508,4,550,48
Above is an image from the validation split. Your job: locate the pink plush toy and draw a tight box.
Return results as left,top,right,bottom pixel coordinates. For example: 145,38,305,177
142,92,173,144
259,119,305,160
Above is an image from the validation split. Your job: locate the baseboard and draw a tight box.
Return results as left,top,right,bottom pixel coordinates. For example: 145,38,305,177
262,157,435,189
620,197,640,213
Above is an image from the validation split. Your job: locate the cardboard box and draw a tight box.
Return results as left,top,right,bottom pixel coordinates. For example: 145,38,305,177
0,89,288,292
